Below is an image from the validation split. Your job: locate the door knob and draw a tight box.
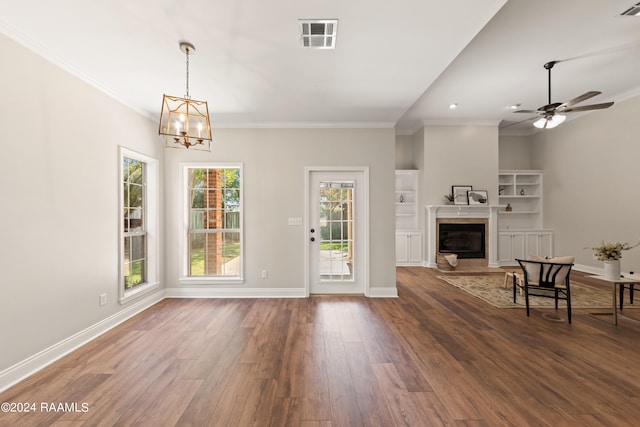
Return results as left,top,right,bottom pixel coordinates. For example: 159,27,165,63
310,228,315,233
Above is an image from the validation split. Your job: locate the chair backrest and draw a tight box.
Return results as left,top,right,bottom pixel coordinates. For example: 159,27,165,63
516,259,574,288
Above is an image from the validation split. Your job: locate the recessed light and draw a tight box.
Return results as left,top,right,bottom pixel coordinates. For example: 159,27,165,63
449,103,458,109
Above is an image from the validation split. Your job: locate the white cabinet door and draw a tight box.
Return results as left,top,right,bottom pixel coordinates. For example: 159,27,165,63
396,232,423,265
407,232,423,264
498,232,525,265
526,232,554,258
396,232,409,263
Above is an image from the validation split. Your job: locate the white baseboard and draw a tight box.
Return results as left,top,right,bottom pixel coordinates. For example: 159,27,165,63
164,287,307,298
368,287,399,297
573,263,603,275
0,290,165,393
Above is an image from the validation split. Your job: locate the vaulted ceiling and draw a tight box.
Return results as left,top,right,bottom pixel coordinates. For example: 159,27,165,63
2,0,639,136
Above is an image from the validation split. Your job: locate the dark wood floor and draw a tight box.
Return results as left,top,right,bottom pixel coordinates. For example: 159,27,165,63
2,267,640,426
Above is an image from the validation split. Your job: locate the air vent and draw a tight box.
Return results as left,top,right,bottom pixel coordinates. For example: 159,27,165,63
621,2,640,16
299,19,338,49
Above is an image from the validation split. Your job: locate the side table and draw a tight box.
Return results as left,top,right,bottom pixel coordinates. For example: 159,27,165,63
587,275,640,325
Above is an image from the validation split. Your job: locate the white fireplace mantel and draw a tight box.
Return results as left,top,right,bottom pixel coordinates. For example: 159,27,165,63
426,205,502,268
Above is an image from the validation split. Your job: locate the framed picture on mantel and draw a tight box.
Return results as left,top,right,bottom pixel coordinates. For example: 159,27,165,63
468,190,488,205
452,185,472,205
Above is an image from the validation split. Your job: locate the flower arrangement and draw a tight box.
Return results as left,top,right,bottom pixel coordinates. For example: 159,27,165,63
590,240,640,261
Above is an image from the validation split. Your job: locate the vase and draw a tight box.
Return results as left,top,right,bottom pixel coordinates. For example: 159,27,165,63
604,259,621,280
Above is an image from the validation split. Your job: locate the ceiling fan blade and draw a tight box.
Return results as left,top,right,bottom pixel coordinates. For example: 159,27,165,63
513,109,541,114
500,116,537,129
562,102,614,113
558,91,601,109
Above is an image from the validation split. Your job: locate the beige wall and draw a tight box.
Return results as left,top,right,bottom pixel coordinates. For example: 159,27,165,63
163,128,397,293
499,135,532,170
531,94,640,271
0,33,163,371
423,125,499,206
395,134,415,169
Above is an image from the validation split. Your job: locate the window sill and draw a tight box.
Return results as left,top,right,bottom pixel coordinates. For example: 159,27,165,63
120,281,160,305
179,277,245,286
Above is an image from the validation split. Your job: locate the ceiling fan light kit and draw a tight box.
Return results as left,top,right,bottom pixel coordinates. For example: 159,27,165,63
158,41,212,151
513,60,614,130
533,114,565,129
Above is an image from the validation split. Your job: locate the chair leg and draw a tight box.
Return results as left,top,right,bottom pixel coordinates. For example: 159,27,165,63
620,283,625,311
566,285,571,324
513,273,517,303
555,289,559,310
524,285,530,317
631,284,635,305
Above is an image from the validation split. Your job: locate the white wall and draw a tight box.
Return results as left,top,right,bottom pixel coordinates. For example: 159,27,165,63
531,94,640,271
163,128,397,293
0,33,163,372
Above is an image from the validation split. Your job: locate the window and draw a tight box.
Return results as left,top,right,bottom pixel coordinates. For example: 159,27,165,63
183,165,243,282
119,147,159,302
123,157,146,288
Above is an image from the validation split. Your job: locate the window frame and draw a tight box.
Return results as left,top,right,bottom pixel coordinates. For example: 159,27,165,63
119,147,160,303
179,163,244,285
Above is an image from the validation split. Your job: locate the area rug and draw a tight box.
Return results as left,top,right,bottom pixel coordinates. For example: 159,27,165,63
437,275,633,309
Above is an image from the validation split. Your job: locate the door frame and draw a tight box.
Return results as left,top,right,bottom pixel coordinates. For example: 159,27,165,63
304,166,370,297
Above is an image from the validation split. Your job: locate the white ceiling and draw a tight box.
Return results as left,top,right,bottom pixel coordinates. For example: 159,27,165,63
1,0,639,136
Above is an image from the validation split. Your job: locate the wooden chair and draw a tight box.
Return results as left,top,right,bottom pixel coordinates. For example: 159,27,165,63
514,259,574,323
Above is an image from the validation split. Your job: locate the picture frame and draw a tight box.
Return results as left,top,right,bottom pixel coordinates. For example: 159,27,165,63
467,190,488,205
452,185,473,205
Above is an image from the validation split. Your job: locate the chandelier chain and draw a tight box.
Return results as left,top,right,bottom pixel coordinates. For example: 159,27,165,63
185,46,190,99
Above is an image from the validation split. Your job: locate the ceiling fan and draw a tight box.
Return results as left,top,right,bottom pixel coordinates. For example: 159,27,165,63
513,60,614,129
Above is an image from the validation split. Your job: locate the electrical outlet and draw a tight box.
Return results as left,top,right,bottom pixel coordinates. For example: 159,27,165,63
261,269,268,279
99,293,107,306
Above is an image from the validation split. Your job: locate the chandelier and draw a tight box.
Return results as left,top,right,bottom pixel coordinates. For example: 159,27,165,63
159,41,212,151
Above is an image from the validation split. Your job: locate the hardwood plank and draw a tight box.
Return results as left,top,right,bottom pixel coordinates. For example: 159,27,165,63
343,342,396,426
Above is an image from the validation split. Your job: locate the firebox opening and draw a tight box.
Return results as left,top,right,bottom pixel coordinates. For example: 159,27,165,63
438,223,485,259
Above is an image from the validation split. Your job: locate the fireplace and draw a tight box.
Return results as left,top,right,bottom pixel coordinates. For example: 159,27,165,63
426,205,500,268
438,223,485,259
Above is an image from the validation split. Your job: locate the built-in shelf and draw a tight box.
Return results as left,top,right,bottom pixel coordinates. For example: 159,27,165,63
395,170,419,231
498,170,543,229
498,170,551,265
396,170,422,266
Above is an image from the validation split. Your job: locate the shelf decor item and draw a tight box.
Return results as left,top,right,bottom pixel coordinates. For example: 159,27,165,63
505,203,512,212
443,193,454,205
590,240,640,280
452,185,472,205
